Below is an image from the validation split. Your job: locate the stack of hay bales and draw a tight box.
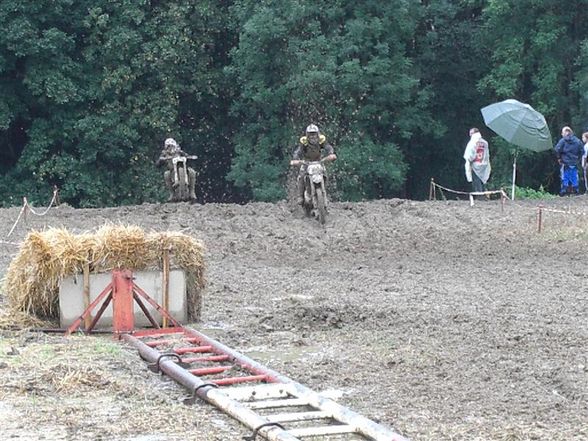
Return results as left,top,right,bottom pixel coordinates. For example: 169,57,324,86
1,225,206,327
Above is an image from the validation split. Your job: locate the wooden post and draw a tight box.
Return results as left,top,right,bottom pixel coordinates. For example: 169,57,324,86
500,189,505,213
22,197,28,224
162,248,170,328
53,185,60,205
83,263,91,330
537,205,543,233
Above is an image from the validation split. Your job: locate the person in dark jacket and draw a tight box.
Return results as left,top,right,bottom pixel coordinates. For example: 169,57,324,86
554,126,584,196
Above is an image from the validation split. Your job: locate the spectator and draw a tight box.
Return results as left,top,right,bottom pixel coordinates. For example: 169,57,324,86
582,132,588,192
463,128,491,195
554,126,583,196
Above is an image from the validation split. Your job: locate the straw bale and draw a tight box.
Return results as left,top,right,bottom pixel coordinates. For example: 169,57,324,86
1,225,206,328
0,307,52,329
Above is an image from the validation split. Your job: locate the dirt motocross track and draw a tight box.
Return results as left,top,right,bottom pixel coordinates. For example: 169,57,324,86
0,196,587,440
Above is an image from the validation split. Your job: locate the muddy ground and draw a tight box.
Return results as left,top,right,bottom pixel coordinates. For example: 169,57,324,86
0,196,587,440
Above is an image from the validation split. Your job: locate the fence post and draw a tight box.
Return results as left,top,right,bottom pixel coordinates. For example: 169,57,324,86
54,185,60,206
500,189,505,213
537,204,543,233
22,197,28,224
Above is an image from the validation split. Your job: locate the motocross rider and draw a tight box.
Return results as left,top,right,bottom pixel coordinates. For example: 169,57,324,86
290,124,337,205
156,138,197,202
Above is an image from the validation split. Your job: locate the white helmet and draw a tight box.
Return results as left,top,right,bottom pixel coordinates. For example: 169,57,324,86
164,138,178,148
306,124,319,134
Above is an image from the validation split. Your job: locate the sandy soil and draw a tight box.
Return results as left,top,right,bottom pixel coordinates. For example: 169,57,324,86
0,196,587,440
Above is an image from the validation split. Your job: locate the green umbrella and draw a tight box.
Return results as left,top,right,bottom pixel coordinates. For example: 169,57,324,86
481,99,552,199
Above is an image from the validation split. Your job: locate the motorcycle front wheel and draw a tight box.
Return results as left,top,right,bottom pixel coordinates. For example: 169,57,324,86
176,167,189,201
315,186,327,225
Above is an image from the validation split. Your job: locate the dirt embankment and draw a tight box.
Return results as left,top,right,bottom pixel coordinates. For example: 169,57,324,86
0,197,587,440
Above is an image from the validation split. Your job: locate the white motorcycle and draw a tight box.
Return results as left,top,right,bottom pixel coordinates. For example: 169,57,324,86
161,154,197,202
301,160,328,224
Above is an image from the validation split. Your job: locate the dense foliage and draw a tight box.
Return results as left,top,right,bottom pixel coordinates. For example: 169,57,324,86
1,0,587,207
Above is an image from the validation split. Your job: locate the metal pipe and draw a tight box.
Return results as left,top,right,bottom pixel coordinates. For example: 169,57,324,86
121,333,300,441
22,328,113,334
188,366,232,376
181,327,409,441
124,328,409,440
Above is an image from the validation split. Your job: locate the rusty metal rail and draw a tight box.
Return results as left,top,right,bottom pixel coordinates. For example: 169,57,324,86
63,269,407,440
123,326,409,441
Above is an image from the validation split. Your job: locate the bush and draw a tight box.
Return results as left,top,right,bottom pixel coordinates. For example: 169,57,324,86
514,185,556,200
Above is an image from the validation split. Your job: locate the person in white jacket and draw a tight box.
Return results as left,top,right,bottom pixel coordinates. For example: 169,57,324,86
463,128,491,195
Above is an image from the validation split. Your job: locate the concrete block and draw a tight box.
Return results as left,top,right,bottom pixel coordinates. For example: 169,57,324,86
59,270,187,328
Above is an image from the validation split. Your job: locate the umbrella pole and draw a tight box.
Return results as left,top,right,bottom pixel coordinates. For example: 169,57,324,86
511,156,517,200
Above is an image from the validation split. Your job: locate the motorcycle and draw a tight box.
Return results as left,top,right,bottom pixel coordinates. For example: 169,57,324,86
161,154,197,202
300,160,328,224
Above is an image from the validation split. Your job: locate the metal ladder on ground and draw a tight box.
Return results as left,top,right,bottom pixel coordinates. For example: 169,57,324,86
123,326,409,441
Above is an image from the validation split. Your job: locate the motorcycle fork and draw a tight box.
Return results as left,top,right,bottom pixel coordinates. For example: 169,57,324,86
308,178,316,204
173,162,179,184
181,164,189,185
173,162,189,185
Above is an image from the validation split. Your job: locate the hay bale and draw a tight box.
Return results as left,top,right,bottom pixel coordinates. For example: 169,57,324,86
1,225,206,327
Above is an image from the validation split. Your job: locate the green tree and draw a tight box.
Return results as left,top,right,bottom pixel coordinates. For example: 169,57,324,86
0,0,236,207
227,0,437,201
409,0,491,196
478,0,588,192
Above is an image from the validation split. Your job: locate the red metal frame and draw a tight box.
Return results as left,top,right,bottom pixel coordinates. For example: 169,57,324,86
65,269,181,336
112,269,135,333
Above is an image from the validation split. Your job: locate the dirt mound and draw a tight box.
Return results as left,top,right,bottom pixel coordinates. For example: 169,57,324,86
0,197,587,440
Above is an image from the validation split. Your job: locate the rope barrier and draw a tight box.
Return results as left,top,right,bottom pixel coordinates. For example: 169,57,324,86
539,206,588,216
429,178,508,199
5,188,60,238
6,205,27,238
25,188,59,216
427,178,588,233
0,240,20,246
429,178,509,209
535,203,588,233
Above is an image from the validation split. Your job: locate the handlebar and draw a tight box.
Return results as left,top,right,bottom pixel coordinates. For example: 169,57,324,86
290,159,323,167
160,155,198,161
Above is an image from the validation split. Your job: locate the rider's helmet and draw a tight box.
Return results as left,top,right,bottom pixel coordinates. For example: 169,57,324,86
305,124,320,135
164,138,179,149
